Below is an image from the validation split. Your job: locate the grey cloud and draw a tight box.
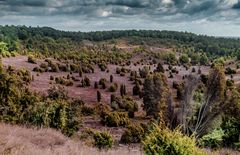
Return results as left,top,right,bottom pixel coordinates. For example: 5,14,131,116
0,0,240,36
233,0,240,9
181,1,219,15
106,0,148,8
0,0,229,15
6,0,48,7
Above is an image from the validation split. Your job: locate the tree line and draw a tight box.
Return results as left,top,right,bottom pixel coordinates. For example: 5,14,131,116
1,25,240,57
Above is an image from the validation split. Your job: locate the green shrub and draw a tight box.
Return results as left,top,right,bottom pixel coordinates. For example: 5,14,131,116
143,125,206,155
110,101,119,110
45,58,52,64
121,67,128,73
39,63,48,71
0,67,80,137
48,85,68,100
82,65,93,73
50,63,59,72
110,94,119,110
99,78,107,89
110,95,138,117
119,72,125,76
116,67,121,74
198,68,202,74
81,76,91,87
133,83,141,96
122,96,138,118
16,69,32,83
100,111,129,127
179,54,189,64
225,67,236,75
59,64,70,72
155,63,165,73
55,76,73,86
162,52,177,65
221,117,240,149
98,63,107,71
108,83,118,92
200,74,208,84
199,128,224,149
28,55,37,64
121,123,145,144
99,78,106,85
139,66,150,78
172,81,179,89
226,79,234,87
70,63,79,73
81,106,96,116
192,67,196,73
33,66,44,72
50,75,54,80
110,94,116,104
93,131,113,149
130,71,138,77
29,99,80,136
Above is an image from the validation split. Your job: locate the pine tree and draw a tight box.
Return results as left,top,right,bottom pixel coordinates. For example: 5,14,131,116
155,63,165,73
97,90,101,102
79,68,83,77
120,84,126,96
133,82,141,96
94,81,98,89
143,73,169,118
110,75,113,83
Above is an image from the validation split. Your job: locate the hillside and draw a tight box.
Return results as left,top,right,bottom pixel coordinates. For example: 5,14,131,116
0,26,239,154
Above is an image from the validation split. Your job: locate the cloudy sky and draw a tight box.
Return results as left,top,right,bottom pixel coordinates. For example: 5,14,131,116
0,0,240,36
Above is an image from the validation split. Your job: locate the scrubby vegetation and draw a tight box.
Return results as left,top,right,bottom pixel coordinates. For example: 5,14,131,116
100,110,130,127
121,123,146,144
93,131,113,149
0,26,240,154
0,65,80,136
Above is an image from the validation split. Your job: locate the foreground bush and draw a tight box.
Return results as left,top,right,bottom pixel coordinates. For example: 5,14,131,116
29,99,80,136
199,128,224,149
0,67,80,136
93,131,113,149
221,117,240,150
142,125,206,155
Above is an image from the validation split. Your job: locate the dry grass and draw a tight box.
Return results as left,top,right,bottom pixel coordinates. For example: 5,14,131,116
0,123,142,155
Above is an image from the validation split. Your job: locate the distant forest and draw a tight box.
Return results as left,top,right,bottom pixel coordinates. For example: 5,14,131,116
1,25,240,57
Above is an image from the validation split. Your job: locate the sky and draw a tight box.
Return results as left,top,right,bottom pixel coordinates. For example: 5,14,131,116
0,0,240,36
